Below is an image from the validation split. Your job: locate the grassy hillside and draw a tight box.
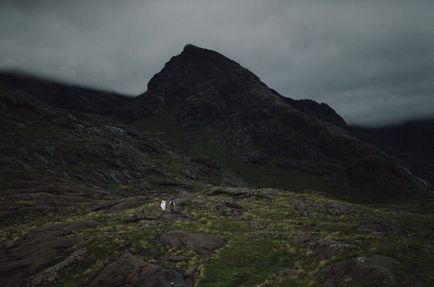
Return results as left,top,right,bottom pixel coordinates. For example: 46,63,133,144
1,186,433,286
135,110,333,193
2,80,434,286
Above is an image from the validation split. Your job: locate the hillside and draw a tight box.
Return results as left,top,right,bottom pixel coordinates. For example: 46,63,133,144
1,45,434,287
352,119,434,188
127,44,428,196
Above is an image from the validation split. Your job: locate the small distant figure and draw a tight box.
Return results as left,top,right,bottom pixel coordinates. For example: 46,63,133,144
160,199,167,211
169,201,176,213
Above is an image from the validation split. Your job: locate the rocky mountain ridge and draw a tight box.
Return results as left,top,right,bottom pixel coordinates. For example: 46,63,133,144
1,44,434,287
130,44,428,195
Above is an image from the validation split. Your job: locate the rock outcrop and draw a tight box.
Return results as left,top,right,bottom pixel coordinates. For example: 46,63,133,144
318,255,401,286
88,251,190,287
295,237,354,260
159,230,226,255
0,221,97,287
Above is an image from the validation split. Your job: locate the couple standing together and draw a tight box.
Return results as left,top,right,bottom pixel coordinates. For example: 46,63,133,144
160,199,175,213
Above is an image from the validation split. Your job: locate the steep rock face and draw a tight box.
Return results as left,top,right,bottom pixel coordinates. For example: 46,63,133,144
139,45,351,159
135,44,418,194
0,76,243,222
142,44,345,128
0,45,426,194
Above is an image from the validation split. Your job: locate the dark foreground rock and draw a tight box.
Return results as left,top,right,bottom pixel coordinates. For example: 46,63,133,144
215,200,245,217
88,251,191,287
318,255,401,286
31,247,88,286
292,198,359,217
0,220,97,287
357,222,409,236
159,230,226,255
295,236,354,260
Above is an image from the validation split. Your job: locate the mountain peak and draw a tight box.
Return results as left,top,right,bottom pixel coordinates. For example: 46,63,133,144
145,44,251,105
182,43,201,51
181,43,227,57
180,44,231,62
176,44,241,71
142,45,346,127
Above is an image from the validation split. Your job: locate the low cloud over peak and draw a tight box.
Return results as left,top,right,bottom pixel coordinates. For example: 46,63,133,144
1,0,433,126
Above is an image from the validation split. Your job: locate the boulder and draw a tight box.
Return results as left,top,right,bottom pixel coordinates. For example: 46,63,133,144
109,199,144,212
0,220,97,287
215,201,245,216
321,201,359,215
318,255,401,287
123,206,163,223
357,223,409,236
307,239,354,260
88,251,158,287
294,237,354,260
31,248,88,286
292,199,359,217
88,251,189,287
159,230,226,255
292,199,317,216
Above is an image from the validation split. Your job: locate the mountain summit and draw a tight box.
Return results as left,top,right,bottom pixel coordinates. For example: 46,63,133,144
131,45,424,194
140,44,344,127
147,44,250,105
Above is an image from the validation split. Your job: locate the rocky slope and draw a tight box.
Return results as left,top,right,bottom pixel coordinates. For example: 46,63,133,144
128,44,428,195
1,45,434,286
1,185,434,286
0,75,241,221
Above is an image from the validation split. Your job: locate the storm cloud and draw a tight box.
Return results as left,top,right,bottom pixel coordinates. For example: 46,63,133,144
1,0,433,126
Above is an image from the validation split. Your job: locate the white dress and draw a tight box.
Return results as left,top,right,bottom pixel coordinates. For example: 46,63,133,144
160,200,167,211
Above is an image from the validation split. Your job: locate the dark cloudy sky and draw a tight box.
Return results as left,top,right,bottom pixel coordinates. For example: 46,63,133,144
1,0,433,126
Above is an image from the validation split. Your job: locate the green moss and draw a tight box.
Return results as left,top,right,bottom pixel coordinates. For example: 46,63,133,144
3,188,434,286
198,238,296,287
136,111,332,192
